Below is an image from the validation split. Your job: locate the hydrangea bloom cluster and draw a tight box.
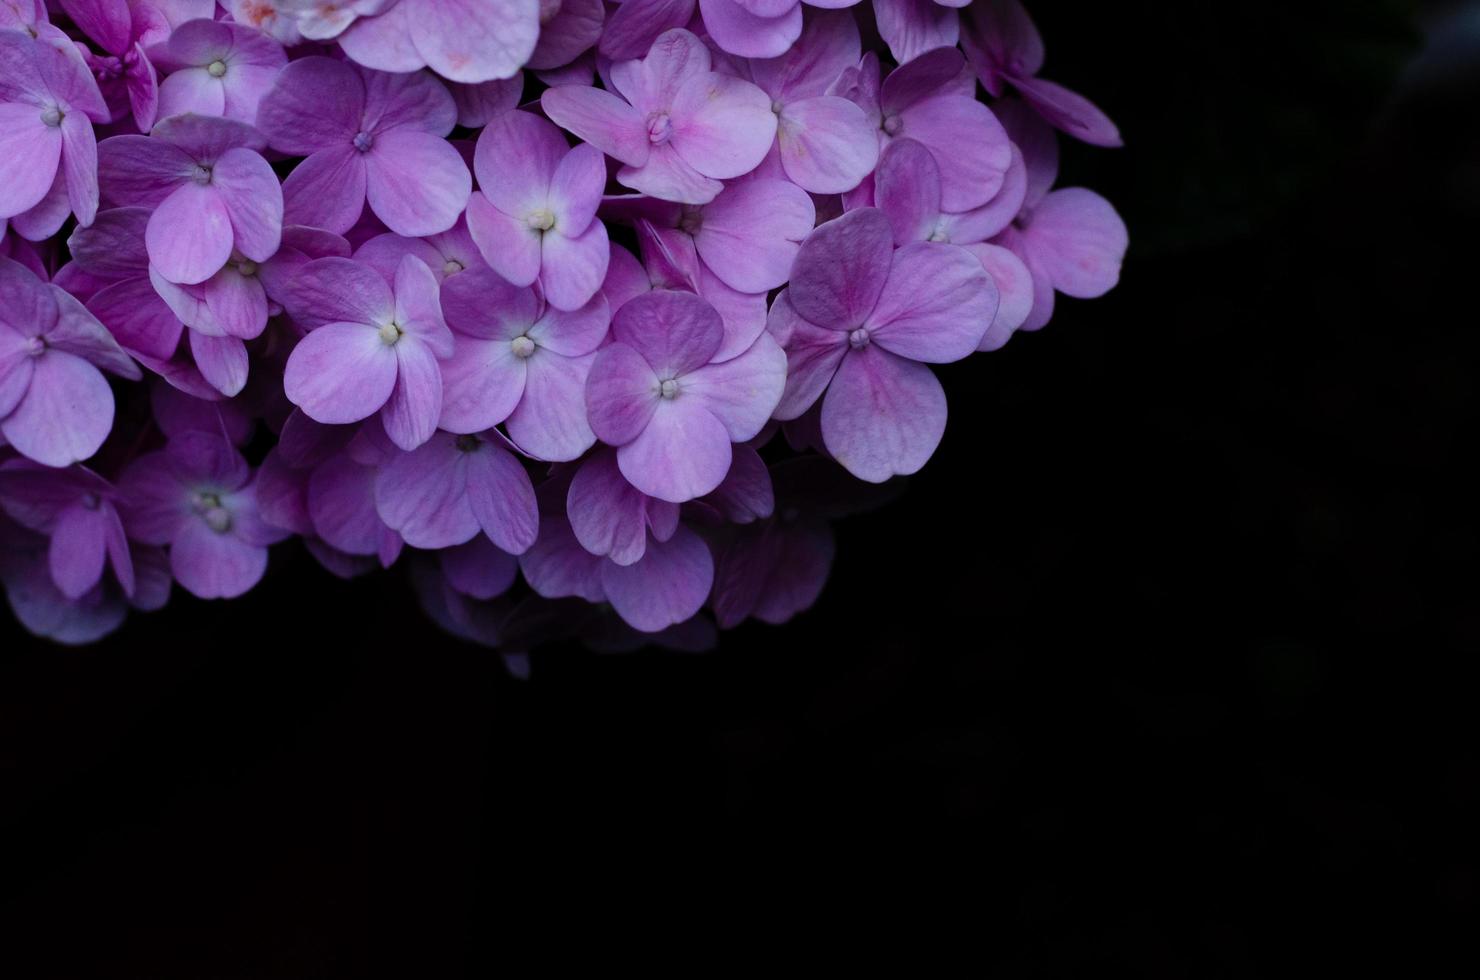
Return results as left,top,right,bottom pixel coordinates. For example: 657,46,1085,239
0,0,1126,660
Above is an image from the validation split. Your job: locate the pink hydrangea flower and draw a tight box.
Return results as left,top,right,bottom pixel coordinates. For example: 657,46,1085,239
0,459,134,600
255,57,470,237
464,108,610,311
770,207,997,482
585,289,786,502
542,28,777,204
337,0,540,84
281,254,453,451
151,16,287,125
97,114,283,286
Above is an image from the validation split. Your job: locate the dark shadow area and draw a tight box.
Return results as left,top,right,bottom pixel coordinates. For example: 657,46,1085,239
2,1,1475,974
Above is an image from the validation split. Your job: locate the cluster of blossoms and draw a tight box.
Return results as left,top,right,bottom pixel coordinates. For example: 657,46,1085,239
0,0,1125,658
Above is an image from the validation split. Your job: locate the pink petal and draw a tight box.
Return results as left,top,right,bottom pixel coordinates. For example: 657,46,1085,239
617,144,723,204
529,0,604,69
599,0,694,61
895,95,1013,212
1021,187,1128,299
380,337,443,451
374,433,480,549
156,68,227,120
48,502,109,599
611,288,723,377
437,334,525,434
540,219,609,312
59,114,98,227
820,345,947,483
775,95,879,194
963,242,1033,350
466,192,542,287
393,254,453,354
170,520,267,599
786,206,893,329
875,137,941,244
773,303,846,421
866,241,996,363
364,129,471,237
1,352,112,467
188,331,249,397
548,141,605,236
281,256,395,330
463,439,538,554
281,147,369,237
256,56,366,154
0,104,61,219
213,147,283,263
670,72,777,179
407,0,539,84
585,342,659,446
284,322,398,424
1012,75,1123,149
693,178,813,293
682,330,786,440
307,453,385,556
600,523,712,632
474,109,568,217
439,536,518,599
617,397,731,502
506,348,597,461
697,0,800,59
146,183,232,286
567,449,652,565
540,85,650,167
872,0,959,66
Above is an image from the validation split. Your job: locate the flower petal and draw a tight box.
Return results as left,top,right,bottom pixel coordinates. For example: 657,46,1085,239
820,345,946,483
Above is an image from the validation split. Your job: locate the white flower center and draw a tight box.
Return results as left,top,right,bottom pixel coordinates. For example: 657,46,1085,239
378,322,403,345
40,105,63,127
510,335,536,359
658,378,680,400
207,59,227,78
848,327,870,350
646,111,673,145
526,209,555,232
443,259,464,276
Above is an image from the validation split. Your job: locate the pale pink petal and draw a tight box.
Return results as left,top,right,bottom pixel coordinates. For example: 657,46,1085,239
540,218,609,312
170,520,267,599
1021,187,1128,299
617,398,731,502
786,206,893,328
364,130,471,237
617,144,723,204
670,72,777,179
466,192,543,288
611,288,723,376
698,0,800,59
464,439,538,554
280,256,394,330
474,109,568,217
1,352,112,467
600,523,712,632
212,147,283,263
962,242,1033,350
506,349,597,461
866,241,996,362
407,0,539,84
693,178,813,293
872,0,959,66
0,104,60,219
373,433,480,549
585,342,659,446
281,147,368,237
284,323,398,424
380,337,442,450
541,85,650,167
256,56,366,154
146,183,232,285
681,330,786,440
821,345,946,482
188,331,249,397
776,95,878,194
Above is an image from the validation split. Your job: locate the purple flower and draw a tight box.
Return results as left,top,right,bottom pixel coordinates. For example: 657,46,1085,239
97,114,283,286
439,265,609,461
771,207,997,482
0,256,140,466
152,16,288,125
989,100,1127,332
0,459,134,600
0,29,108,230
117,431,288,600
281,254,453,451
542,28,777,204
962,0,1123,147
566,446,679,565
373,429,538,554
354,214,487,286
834,45,1011,212
255,56,471,237
337,0,540,84
718,8,878,194
519,478,715,633
302,424,404,566
874,137,1034,349
464,108,610,311
585,289,786,502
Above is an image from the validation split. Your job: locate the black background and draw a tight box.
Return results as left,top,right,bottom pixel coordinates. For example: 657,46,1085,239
3,1,1477,974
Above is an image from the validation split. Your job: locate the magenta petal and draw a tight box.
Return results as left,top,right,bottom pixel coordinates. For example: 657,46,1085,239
611,288,723,377
786,206,893,329
212,147,283,263
670,72,777,179
682,330,786,441
617,398,732,503
59,114,98,227
256,57,366,155
697,0,801,59
526,293,609,356
506,349,596,461
0,105,60,220
146,183,232,286
821,345,947,483
585,342,659,446
1012,75,1123,149
1022,187,1128,299
568,449,652,566
963,242,1034,350
600,0,694,60
693,178,813,294
306,454,385,556
548,141,605,235
540,219,609,312
170,521,267,600
48,502,108,599
284,323,398,424
600,523,712,632
407,0,539,84
188,331,249,397
464,440,538,554
364,129,471,237
466,192,542,287
775,95,879,194
1,353,112,467
281,147,368,237
617,144,722,204
450,74,523,128
281,256,394,330
374,434,480,549
773,304,847,421
896,96,1012,212
474,109,567,216
380,337,443,451
541,85,650,167
519,512,606,602
866,241,996,363
875,138,942,244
